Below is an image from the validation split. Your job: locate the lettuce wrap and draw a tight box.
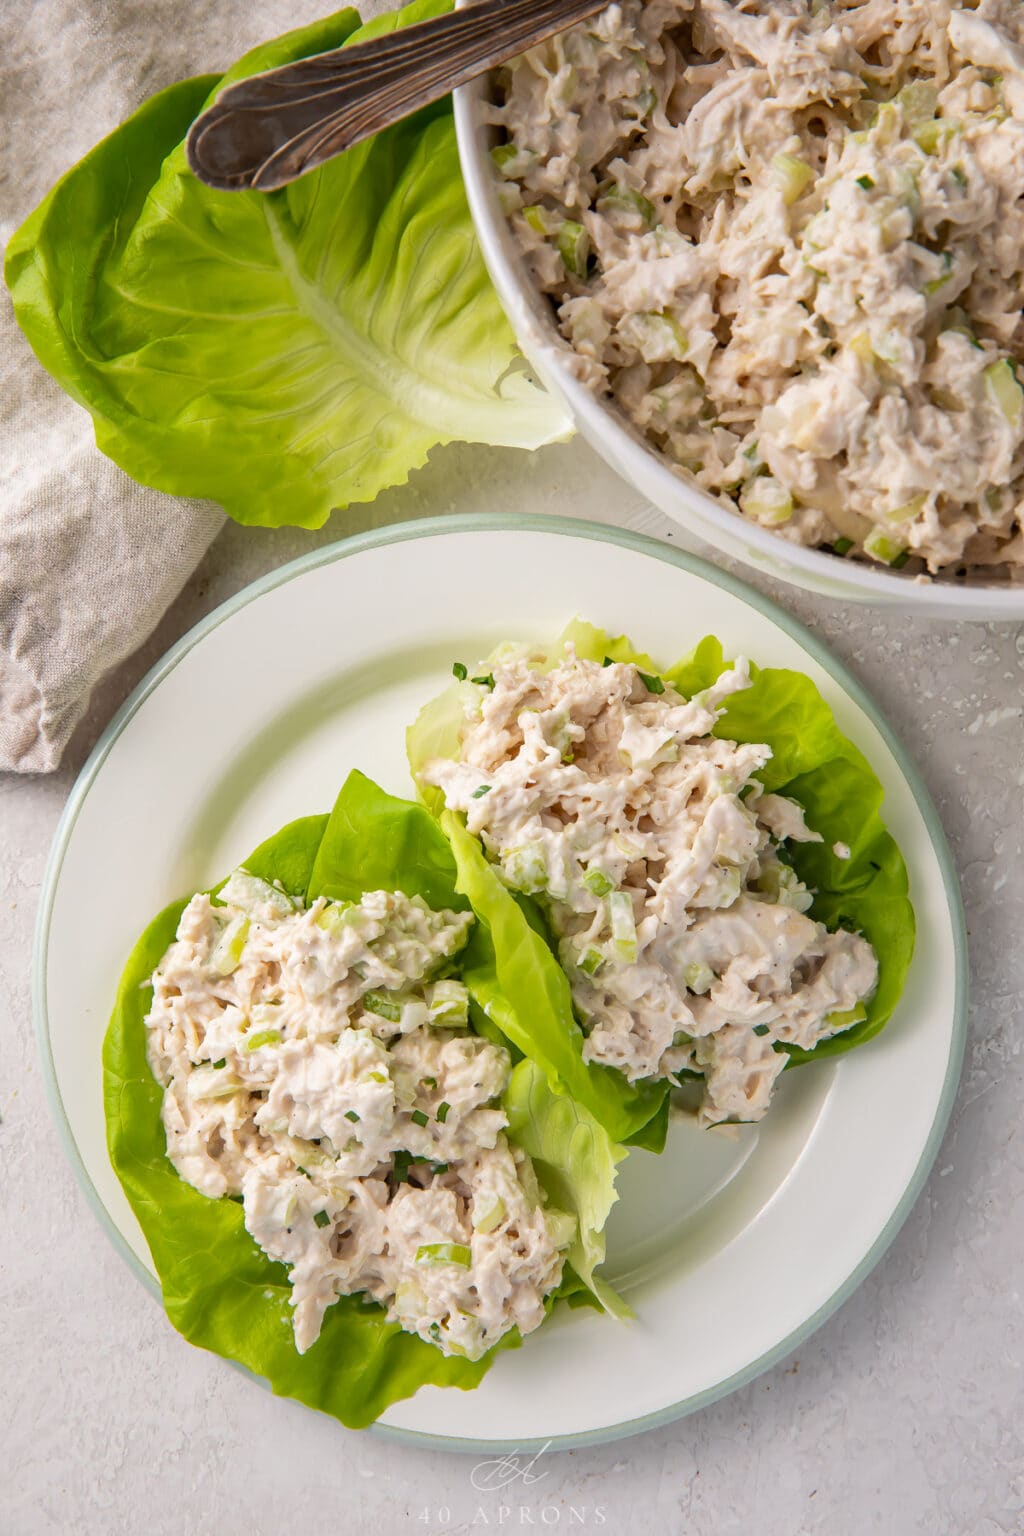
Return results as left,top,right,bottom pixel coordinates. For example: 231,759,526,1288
104,772,626,1429
407,621,915,1079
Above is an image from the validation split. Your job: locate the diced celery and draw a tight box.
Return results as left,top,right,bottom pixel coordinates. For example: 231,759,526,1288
739,476,794,527
558,220,591,278
364,990,403,1023
399,997,430,1033
897,82,939,123
825,1003,867,1031
415,1242,472,1268
490,142,534,178
583,867,615,898
863,526,908,565
683,960,714,995
912,118,960,155
472,1197,506,1235
985,360,1023,428
578,945,604,976
848,332,877,366
218,869,295,918
597,184,657,226
187,1067,245,1101
245,1028,282,1051
209,913,249,977
522,203,559,237
706,866,742,909
883,493,927,526
771,153,814,205
503,843,548,895
495,182,521,217
775,865,814,913
544,1209,576,1250
427,979,469,1026
394,1279,427,1317
367,1070,389,1084
622,311,688,363
314,900,354,935
609,891,638,963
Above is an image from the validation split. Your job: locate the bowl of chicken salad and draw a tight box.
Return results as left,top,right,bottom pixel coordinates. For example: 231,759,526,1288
454,0,1024,616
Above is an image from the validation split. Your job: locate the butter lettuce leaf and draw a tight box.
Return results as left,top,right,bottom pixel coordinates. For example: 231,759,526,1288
5,2,564,530
104,774,625,1427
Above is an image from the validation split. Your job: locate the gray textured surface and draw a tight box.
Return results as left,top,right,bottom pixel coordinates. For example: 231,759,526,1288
2,433,1023,1536
3,0,1024,1525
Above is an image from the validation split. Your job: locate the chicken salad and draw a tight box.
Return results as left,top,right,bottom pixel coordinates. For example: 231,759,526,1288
490,0,1024,578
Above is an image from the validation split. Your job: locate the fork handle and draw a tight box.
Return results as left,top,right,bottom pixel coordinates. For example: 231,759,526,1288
187,0,606,192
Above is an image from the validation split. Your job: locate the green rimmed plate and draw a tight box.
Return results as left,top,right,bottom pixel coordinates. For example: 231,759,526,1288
33,514,966,1451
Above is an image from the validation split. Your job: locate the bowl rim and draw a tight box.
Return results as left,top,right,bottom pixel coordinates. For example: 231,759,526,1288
452,67,1024,617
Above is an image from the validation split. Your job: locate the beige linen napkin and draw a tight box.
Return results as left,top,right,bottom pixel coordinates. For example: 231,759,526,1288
0,0,373,773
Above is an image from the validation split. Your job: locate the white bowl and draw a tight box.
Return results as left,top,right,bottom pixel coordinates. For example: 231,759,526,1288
454,73,1024,621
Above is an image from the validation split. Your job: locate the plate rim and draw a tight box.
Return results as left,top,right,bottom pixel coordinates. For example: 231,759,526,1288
32,511,968,1453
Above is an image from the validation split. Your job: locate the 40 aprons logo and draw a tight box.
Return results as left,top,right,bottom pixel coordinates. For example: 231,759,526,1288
416,1444,608,1528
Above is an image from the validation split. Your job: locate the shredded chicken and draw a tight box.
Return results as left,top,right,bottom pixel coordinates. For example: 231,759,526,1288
146,874,565,1359
491,0,1024,579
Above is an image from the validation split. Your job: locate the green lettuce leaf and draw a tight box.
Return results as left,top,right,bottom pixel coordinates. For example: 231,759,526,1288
409,621,915,1074
104,774,625,1426
5,2,565,530
505,1060,630,1320
443,812,668,1145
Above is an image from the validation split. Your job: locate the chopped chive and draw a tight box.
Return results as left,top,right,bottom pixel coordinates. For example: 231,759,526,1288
471,784,491,799
422,1075,437,1089
452,661,468,680
753,1024,771,1037
364,990,402,1022
433,1163,449,1175
296,1166,310,1179
892,550,911,569
471,673,496,689
429,1322,442,1341
212,1058,226,1069
393,1151,412,1184
602,656,615,667
345,1109,361,1123
856,174,875,190
638,670,665,695
313,1210,331,1229
436,1101,451,1124
411,1109,429,1127
832,537,854,556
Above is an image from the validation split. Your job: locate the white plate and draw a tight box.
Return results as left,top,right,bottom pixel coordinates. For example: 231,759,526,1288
34,515,966,1451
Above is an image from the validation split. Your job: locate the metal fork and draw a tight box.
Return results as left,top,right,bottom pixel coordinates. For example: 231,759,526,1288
186,0,607,192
